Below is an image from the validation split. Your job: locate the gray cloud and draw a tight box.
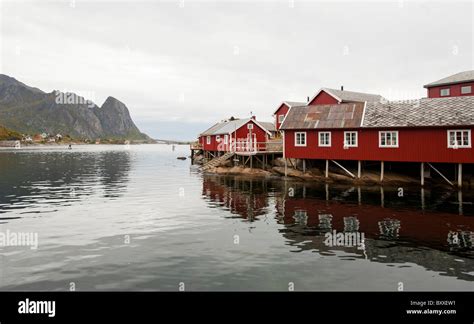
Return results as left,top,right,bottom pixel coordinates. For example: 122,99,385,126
1,0,472,140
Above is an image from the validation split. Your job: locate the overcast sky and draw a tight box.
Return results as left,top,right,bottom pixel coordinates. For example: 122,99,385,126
1,0,473,140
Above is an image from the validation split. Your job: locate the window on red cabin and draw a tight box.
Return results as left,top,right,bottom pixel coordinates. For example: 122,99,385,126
448,130,471,148
206,136,211,144
319,132,331,147
295,132,306,146
247,124,254,130
461,86,472,94
278,115,285,123
344,131,358,147
440,88,450,96
379,131,399,148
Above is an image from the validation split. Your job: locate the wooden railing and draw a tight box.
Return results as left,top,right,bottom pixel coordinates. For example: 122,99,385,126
230,140,282,153
190,142,202,150
194,139,282,153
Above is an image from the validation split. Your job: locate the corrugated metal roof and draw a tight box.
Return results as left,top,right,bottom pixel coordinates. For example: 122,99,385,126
424,70,474,88
280,103,365,130
273,101,307,114
363,96,474,127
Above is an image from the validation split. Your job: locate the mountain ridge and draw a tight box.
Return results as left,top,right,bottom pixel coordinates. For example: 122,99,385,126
0,74,151,141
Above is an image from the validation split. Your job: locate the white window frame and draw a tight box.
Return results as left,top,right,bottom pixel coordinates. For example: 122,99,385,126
224,134,228,144
295,132,307,147
216,135,221,142
344,131,358,147
318,132,331,147
447,129,471,148
379,131,399,148
206,136,211,145
440,88,450,97
247,123,254,130
461,85,472,94
278,114,285,123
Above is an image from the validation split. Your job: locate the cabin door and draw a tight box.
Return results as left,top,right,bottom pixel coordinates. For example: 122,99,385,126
247,133,256,151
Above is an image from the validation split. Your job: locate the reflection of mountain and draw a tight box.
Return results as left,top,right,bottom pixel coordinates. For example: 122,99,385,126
0,149,131,216
201,176,474,281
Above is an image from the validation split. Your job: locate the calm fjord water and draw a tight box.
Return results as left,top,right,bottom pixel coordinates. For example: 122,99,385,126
0,144,473,291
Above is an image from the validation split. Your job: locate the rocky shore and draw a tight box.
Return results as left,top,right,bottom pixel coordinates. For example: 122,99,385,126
193,154,443,186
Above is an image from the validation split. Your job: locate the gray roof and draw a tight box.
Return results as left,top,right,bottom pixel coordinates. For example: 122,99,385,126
424,70,474,88
363,96,474,127
284,101,306,107
323,88,384,103
200,122,226,136
260,122,276,132
274,101,307,114
280,96,473,130
200,118,273,136
280,103,365,130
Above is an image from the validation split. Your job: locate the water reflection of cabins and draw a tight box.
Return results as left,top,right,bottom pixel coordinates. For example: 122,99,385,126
202,176,474,280
202,175,270,221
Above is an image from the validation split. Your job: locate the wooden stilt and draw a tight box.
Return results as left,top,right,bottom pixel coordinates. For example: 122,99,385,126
421,162,425,186
250,155,253,169
331,160,355,178
458,163,462,188
427,163,454,187
357,161,361,179
380,161,384,182
325,159,329,178
380,186,385,208
284,158,288,176
421,188,425,211
302,159,306,174
357,186,361,205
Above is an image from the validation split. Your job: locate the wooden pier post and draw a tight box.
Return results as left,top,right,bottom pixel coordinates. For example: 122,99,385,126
357,161,361,179
421,187,425,211
458,163,463,188
421,162,425,186
380,186,385,208
380,161,384,182
357,186,361,205
302,159,306,174
284,158,288,177
325,159,329,178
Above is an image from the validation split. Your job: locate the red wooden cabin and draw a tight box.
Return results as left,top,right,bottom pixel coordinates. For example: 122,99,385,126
199,117,273,155
273,88,383,132
424,70,474,98
280,96,473,185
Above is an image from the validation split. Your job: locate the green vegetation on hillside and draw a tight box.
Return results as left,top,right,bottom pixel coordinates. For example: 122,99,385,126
0,125,22,140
